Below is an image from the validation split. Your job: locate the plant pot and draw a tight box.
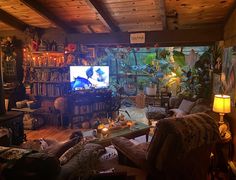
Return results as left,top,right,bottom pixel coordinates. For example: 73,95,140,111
145,86,157,96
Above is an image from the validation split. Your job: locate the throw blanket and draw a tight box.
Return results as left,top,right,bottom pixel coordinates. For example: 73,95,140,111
162,112,220,153
148,112,220,170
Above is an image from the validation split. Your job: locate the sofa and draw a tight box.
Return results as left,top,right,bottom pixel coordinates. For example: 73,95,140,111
146,96,211,124
112,112,220,179
0,136,118,180
0,135,147,180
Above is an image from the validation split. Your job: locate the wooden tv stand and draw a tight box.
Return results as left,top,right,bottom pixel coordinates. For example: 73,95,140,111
68,89,113,128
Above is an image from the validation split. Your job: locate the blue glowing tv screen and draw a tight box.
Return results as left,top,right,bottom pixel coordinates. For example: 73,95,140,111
70,66,109,90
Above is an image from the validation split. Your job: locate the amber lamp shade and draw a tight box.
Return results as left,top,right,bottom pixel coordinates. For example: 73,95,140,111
213,94,231,124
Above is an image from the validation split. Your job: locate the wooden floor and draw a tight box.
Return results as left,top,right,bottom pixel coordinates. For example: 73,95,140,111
25,126,81,142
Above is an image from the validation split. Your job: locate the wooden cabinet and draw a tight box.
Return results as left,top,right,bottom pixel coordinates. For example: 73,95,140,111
68,90,112,128
0,111,24,145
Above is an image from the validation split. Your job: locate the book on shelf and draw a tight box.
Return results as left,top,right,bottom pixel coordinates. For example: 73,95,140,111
32,83,69,97
33,69,69,82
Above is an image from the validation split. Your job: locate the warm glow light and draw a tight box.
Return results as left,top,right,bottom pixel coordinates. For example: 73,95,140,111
171,72,176,76
101,127,109,136
213,94,231,114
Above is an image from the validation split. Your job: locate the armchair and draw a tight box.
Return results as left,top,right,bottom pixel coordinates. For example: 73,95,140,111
112,112,220,180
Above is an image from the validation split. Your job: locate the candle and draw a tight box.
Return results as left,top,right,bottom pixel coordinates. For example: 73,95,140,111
101,127,109,137
127,121,133,128
97,124,104,133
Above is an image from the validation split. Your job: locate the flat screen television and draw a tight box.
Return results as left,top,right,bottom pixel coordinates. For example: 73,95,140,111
70,66,109,90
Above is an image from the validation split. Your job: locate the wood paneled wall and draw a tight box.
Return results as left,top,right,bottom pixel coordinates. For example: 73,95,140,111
0,27,223,47
224,7,236,47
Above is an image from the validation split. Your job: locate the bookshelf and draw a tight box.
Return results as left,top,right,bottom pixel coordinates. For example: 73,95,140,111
23,50,70,98
68,89,112,128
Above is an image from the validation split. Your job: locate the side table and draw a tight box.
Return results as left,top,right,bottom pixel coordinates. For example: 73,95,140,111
11,108,55,129
0,111,24,145
210,134,232,179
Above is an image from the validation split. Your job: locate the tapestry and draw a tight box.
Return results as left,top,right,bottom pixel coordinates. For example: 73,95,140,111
222,47,236,106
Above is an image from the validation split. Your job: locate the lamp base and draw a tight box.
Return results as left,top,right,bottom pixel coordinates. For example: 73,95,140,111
218,113,225,125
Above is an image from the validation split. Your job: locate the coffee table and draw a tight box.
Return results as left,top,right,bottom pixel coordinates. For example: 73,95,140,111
84,121,150,147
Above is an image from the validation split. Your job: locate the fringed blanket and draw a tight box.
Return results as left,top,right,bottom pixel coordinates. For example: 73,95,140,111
147,112,220,170
162,112,220,153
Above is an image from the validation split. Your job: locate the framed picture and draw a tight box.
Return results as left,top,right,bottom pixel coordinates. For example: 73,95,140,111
87,48,96,58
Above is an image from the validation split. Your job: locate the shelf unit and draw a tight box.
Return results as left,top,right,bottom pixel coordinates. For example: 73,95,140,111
23,50,70,98
68,89,112,128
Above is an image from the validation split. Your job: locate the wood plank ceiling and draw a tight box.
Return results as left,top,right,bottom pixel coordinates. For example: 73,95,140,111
0,0,235,33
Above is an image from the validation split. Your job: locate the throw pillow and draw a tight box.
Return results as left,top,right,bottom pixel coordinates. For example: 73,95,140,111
178,99,195,113
59,140,85,165
146,106,166,120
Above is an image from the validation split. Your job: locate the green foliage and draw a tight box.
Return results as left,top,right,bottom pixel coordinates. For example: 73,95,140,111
173,51,186,67
143,53,156,65
179,67,201,97
179,48,212,99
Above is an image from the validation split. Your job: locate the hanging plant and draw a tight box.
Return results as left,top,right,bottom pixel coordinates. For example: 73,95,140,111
1,36,16,58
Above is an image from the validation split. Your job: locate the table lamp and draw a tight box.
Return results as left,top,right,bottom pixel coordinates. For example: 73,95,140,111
213,94,231,124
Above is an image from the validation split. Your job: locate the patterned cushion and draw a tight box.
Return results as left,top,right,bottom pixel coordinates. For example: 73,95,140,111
59,141,86,165
146,106,166,120
59,142,105,166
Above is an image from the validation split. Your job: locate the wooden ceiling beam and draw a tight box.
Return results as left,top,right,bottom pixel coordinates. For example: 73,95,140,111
20,0,78,33
67,28,223,47
0,9,28,31
86,0,120,32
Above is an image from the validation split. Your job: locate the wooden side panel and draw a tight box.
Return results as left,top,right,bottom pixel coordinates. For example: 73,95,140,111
224,7,236,47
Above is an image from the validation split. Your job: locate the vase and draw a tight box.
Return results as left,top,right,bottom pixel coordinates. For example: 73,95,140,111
145,85,157,96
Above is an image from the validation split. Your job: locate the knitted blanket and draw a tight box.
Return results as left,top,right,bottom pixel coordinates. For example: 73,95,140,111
160,112,220,153
148,112,220,170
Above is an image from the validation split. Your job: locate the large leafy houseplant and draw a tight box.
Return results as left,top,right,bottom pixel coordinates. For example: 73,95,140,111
179,48,212,99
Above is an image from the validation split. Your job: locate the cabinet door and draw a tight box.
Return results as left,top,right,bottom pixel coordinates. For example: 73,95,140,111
3,57,17,82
